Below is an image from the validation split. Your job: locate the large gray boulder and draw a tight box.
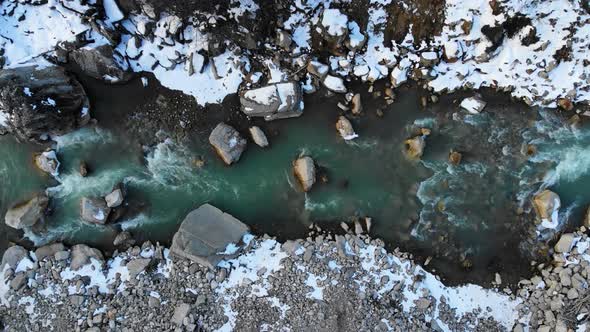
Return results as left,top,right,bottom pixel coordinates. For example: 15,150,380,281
34,243,65,261
170,204,250,268
69,45,133,84
240,82,303,121
70,244,104,270
293,156,316,192
1,245,28,270
80,197,111,225
209,123,247,165
5,193,49,229
0,66,90,142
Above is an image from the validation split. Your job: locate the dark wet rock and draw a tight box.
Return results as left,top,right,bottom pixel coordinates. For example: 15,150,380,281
240,82,303,121
71,244,104,270
480,25,504,54
209,123,247,165
249,126,269,148
170,204,249,268
293,156,316,192
35,243,65,261
105,188,124,208
34,150,60,176
69,45,133,84
79,161,89,177
1,245,28,269
5,193,49,229
80,197,111,225
557,98,574,111
0,66,90,143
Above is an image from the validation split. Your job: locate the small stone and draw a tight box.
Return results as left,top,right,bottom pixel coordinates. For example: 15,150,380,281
249,126,269,148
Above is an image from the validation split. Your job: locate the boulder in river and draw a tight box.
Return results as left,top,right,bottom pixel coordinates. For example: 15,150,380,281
80,197,111,225
209,123,247,165
69,45,133,84
449,151,462,165
554,233,575,253
105,188,124,208
0,66,90,143
79,161,89,177
460,96,487,114
322,75,347,93
293,156,316,192
5,193,49,229
240,82,303,121
170,204,250,268
532,189,561,229
70,244,104,270
34,150,60,176
113,231,135,248
404,135,426,159
249,126,269,148
336,116,358,140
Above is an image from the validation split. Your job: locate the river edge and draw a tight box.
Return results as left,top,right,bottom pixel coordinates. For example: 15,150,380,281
1,223,590,331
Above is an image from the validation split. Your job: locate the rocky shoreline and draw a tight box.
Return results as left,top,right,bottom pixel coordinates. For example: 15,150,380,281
2,215,590,331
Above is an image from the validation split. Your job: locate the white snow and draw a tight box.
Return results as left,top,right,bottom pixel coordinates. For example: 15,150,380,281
323,75,347,93
243,86,279,106
460,97,487,114
321,9,348,37
103,0,125,24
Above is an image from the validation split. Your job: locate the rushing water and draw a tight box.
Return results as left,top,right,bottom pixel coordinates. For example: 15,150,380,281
2,74,590,284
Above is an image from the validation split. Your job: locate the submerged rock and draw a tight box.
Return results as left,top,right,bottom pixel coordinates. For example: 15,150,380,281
80,197,111,225
249,126,269,148
240,82,303,121
449,151,462,165
336,116,358,140
460,96,487,114
170,204,249,268
69,45,133,84
351,93,362,115
532,190,561,229
293,156,316,192
209,123,247,165
0,66,90,142
34,150,60,176
5,193,49,229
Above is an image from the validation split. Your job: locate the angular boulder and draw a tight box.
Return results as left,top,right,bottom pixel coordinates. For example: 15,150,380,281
34,150,60,176
1,245,28,270
170,204,249,268
249,126,269,148
240,82,303,121
69,45,133,84
0,66,90,142
5,193,49,229
336,116,358,140
105,188,124,208
71,244,104,270
554,233,575,253
533,190,561,229
293,156,316,192
209,123,247,165
34,243,66,261
460,96,487,114
80,197,111,225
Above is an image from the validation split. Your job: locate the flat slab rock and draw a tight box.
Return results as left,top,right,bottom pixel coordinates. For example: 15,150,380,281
170,204,249,268
240,82,303,121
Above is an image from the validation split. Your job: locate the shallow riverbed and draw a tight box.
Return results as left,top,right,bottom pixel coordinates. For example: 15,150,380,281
2,74,590,285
